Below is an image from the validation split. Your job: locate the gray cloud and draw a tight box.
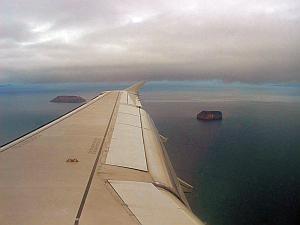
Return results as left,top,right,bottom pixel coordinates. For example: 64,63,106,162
0,0,299,83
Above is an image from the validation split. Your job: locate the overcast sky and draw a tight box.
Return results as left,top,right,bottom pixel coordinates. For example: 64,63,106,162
0,0,299,83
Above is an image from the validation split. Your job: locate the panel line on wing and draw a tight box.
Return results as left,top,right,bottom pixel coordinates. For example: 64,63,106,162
74,92,120,225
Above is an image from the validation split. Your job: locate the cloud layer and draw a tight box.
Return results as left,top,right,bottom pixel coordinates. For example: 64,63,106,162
1,0,299,83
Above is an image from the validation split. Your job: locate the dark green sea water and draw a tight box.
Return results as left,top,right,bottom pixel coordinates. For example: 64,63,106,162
144,101,300,225
0,81,300,225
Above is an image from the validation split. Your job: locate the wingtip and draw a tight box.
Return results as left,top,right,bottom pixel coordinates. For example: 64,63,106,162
125,81,146,94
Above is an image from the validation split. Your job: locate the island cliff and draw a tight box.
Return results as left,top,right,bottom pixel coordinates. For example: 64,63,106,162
50,96,86,103
197,111,222,121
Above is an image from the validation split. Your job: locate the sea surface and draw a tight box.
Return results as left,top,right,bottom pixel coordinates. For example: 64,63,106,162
0,81,300,225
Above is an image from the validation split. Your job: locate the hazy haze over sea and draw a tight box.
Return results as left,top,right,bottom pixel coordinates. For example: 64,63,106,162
0,81,300,225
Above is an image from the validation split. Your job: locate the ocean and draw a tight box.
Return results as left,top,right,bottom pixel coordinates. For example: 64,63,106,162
1,81,300,225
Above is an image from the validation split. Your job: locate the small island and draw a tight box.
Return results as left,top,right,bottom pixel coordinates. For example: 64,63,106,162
197,111,222,121
50,96,86,103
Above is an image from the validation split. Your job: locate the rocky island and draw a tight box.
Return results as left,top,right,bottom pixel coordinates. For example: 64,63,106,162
197,111,222,121
50,96,86,103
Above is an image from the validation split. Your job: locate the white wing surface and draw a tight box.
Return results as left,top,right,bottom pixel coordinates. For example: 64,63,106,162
0,82,204,225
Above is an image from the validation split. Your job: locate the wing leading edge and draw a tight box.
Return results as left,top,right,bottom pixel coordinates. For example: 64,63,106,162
0,82,204,225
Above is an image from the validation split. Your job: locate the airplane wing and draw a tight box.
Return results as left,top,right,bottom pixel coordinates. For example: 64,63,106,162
0,82,204,225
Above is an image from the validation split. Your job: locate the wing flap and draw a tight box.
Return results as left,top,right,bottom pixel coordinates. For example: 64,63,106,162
105,91,148,171
109,180,203,225
106,123,147,171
